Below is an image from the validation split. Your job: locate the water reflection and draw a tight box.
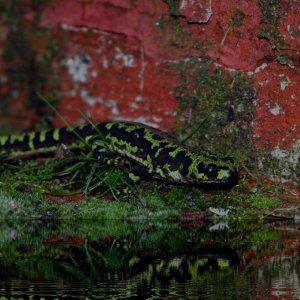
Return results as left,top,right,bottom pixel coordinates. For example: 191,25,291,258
0,219,299,299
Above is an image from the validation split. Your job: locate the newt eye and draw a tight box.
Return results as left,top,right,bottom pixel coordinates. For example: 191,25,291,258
206,164,218,179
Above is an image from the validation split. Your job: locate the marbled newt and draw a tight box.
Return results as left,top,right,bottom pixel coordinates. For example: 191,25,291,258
0,122,238,188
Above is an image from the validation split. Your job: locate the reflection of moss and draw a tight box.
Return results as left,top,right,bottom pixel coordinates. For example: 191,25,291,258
258,0,288,49
0,0,60,129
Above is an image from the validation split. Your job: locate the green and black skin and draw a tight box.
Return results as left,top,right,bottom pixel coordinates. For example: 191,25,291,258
0,122,238,189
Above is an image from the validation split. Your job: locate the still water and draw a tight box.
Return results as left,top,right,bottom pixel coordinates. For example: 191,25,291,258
0,219,299,299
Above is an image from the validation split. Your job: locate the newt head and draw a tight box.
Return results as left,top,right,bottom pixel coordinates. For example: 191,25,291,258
187,156,238,189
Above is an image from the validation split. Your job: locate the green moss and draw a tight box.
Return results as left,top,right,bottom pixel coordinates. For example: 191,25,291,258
0,190,181,220
221,8,246,46
231,8,246,34
158,1,192,50
248,194,281,210
171,55,255,166
290,29,300,39
0,156,287,221
258,0,288,49
164,0,181,17
141,183,209,211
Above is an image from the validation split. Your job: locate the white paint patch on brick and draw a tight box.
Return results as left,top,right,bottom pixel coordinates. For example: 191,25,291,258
65,54,91,83
153,116,162,122
271,146,289,160
270,103,281,116
61,23,88,33
81,90,103,106
102,57,109,69
91,70,98,78
254,62,268,73
114,47,135,67
130,102,139,110
247,63,268,76
280,76,291,91
179,0,213,23
69,89,77,97
257,79,269,87
81,91,120,115
214,62,237,74
165,111,177,117
106,99,120,115
180,0,188,9
135,95,144,102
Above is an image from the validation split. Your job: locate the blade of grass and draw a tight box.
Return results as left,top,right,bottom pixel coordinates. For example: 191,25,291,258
84,240,97,275
38,94,90,149
84,162,97,197
78,110,116,153
179,116,209,144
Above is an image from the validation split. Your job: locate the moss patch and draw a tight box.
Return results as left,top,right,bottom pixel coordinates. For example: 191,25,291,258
0,153,292,221
258,0,288,49
164,0,181,17
0,190,180,221
170,55,255,166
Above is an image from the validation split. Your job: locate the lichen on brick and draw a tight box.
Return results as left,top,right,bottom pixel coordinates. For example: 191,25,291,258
259,139,300,187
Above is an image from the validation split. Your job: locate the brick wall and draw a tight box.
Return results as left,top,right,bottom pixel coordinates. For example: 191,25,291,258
0,0,299,190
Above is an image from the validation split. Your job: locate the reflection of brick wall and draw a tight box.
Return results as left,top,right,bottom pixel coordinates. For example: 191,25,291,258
0,0,299,188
